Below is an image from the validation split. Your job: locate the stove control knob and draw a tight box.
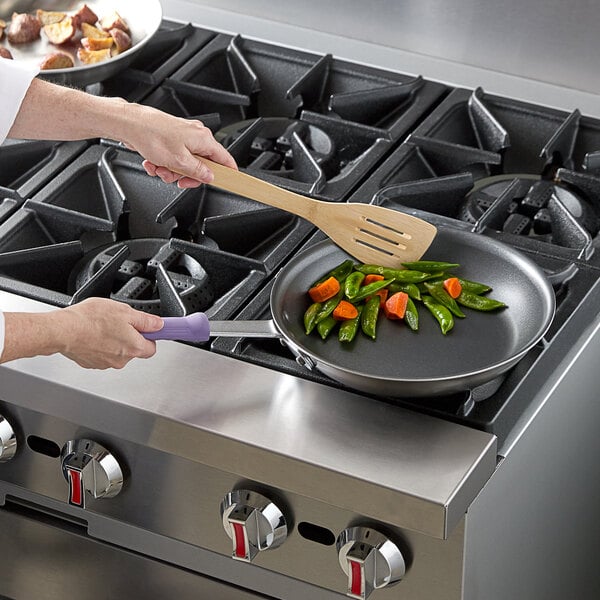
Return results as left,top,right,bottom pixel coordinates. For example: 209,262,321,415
220,489,288,562
0,415,17,462
336,527,405,599
60,439,123,509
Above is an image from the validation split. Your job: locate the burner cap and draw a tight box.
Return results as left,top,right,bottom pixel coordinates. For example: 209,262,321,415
69,238,218,314
216,117,337,178
460,174,599,239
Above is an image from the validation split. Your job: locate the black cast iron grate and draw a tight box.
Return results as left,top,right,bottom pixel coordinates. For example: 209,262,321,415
347,87,600,263
140,33,448,200
0,144,312,317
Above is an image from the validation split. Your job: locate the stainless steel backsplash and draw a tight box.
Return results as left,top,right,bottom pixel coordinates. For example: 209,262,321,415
180,0,600,96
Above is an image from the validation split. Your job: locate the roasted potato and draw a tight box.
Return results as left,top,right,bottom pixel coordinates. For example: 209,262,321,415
36,10,67,26
40,51,75,70
99,11,129,34
109,27,131,53
72,4,98,27
0,19,6,41
7,12,42,44
77,47,111,64
81,36,114,51
0,46,13,59
43,17,77,45
81,22,110,39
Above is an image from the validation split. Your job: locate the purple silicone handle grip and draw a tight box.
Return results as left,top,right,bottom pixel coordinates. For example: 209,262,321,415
142,313,210,342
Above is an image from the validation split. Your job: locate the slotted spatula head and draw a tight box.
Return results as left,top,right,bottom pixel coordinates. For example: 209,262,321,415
315,201,437,266
190,158,437,267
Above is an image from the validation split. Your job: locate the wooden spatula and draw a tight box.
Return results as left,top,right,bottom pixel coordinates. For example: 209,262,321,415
196,158,437,266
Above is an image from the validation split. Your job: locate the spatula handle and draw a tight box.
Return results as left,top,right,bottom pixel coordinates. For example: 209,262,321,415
198,157,316,219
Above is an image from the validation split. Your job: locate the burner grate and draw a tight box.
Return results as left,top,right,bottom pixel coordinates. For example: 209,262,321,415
140,33,448,200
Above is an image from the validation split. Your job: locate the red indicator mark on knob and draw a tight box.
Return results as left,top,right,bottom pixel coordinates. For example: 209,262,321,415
232,522,247,559
349,559,363,597
67,467,84,508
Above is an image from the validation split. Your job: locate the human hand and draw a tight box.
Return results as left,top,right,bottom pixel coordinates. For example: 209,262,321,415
119,103,237,188
52,298,164,369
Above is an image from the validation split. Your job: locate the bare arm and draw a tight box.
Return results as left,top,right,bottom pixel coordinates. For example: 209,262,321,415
7,78,237,187
0,298,164,369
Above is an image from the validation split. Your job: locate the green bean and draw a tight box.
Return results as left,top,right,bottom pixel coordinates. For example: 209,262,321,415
422,295,454,335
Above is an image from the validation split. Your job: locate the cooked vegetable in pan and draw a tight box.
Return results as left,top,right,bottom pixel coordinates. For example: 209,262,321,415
303,259,507,342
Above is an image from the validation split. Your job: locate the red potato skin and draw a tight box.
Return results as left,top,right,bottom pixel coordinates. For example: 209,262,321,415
7,13,42,44
99,11,130,34
0,46,13,59
72,4,99,28
110,27,131,53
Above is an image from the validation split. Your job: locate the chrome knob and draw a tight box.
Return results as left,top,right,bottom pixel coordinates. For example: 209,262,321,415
220,489,288,562
0,415,17,462
60,439,123,508
336,527,406,599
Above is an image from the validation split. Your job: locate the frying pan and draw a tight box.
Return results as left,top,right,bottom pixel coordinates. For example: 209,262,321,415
0,0,162,86
145,228,556,398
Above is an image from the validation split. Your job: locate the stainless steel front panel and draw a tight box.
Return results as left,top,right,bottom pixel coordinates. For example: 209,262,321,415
0,507,268,600
0,402,466,599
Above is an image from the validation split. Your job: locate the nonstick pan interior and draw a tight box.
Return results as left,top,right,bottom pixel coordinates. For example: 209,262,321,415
270,229,555,397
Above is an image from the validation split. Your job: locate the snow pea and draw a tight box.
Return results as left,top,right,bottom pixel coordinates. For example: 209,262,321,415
355,265,431,283
401,260,460,272
303,302,322,334
344,271,366,300
456,278,493,295
339,305,363,343
317,315,338,340
314,289,344,324
456,290,507,311
311,259,354,287
387,281,421,301
423,281,465,318
361,296,381,340
422,295,454,335
350,278,394,303
403,297,419,331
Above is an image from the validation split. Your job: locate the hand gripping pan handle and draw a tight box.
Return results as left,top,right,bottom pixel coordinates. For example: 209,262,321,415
142,314,280,342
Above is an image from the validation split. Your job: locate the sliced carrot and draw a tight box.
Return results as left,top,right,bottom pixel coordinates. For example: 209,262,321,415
443,277,462,299
332,300,359,321
308,276,340,303
384,291,409,320
363,274,385,286
366,288,389,308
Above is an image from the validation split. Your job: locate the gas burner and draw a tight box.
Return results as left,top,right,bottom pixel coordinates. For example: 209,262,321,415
69,238,218,315
216,117,338,182
459,174,600,239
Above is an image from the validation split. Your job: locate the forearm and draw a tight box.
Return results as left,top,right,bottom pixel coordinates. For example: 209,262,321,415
6,78,138,144
0,311,65,363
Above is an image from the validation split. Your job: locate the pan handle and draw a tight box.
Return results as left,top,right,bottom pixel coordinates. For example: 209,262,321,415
142,313,280,342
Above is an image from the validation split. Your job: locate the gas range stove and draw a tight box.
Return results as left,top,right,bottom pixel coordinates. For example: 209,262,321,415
1,12,600,600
